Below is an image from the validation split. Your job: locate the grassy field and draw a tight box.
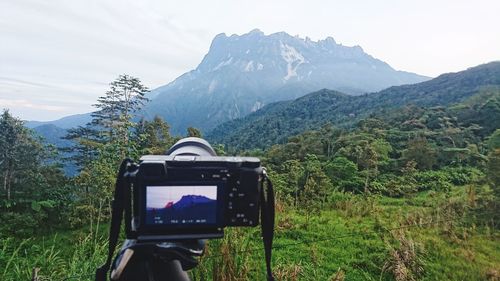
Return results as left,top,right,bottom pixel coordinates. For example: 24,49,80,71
1,186,499,281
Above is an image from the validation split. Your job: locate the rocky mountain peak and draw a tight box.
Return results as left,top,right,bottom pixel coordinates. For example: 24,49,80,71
143,29,430,133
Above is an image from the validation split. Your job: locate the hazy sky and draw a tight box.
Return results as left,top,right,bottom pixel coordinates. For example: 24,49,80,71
147,185,217,209
1,0,499,121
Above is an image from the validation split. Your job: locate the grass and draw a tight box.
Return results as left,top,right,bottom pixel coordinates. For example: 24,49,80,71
1,186,499,281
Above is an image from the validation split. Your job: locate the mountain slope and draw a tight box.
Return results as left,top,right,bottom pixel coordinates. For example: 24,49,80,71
143,29,428,133
25,113,92,129
207,61,500,149
32,124,70,148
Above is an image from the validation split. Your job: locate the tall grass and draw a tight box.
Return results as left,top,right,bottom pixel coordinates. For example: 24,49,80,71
1,186,499,280
0,216,108,281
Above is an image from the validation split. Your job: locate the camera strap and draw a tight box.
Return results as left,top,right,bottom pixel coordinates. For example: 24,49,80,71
260,172,275,281
95,159,132,281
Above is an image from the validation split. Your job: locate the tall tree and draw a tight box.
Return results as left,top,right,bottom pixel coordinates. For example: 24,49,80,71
0,110,44,200
135,116,175,154
65,75,149,167
487,129,500,196
402,136,437,170
91,74,149,144
61,125,101,169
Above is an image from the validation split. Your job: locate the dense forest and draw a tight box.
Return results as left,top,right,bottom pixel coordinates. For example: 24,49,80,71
208,62,500,150
1,69,499,280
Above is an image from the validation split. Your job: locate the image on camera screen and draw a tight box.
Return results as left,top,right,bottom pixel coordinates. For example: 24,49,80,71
146,185,217,225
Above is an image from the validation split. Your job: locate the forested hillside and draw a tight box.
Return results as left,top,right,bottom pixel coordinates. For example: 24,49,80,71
208,62,500,149
1,67,499,280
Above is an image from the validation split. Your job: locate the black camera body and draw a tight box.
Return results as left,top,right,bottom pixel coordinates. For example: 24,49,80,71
128,155,263,241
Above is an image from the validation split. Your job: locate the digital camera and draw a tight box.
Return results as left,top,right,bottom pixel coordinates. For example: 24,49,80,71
126,138,264,241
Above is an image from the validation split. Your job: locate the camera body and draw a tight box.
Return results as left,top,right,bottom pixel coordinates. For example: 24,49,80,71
128,155,263,241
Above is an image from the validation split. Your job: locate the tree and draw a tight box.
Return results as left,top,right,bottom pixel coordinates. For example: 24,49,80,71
91,74,149,145
325,157,363,192
300,154,332,207
281,159,303,206
134,116,175,155
61,125,101,169
488,149,500,196
187,127,202,138
488,129,500,151
65,75,149,166
0,110,69,235
487,129,500,196
402,136,437,170
0,110,45,200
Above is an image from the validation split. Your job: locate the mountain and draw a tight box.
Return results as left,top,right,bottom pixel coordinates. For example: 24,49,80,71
207,61,500,150
31,124,79,175
143,29,429,133
172,195,214,209
32,124,71,148
25,113,92,129
146,195,217,225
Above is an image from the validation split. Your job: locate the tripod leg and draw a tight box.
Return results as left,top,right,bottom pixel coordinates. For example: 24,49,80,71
146,259,191,281
146,262,157,281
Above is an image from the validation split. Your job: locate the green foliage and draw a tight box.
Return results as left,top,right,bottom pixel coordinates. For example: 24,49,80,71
300,154,333,210
413,171,453,192
0,110,70,236
487,149,500,197
488,129,500,150
402,137,437,170
91,74,149,143
187,127,202,138
2,189,499,281
209,63,500,150
325,157,364,192
134,116,176,155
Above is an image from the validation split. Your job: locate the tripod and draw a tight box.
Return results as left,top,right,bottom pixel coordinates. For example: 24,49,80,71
109,239,205,281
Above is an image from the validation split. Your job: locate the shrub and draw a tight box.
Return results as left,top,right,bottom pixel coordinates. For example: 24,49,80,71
414,171,452,192
0,212,38,238
442,167,484,185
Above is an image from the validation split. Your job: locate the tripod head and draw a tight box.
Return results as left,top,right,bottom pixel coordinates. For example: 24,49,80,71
109,239,205,281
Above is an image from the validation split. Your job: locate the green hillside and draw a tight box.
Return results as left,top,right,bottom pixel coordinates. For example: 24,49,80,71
208,62,500,150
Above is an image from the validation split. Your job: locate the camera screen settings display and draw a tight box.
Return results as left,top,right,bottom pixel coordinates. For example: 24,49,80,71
145,185,217,225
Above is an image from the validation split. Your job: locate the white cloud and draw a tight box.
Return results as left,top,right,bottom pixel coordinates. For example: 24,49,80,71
1,0,499,121
0,98,67,112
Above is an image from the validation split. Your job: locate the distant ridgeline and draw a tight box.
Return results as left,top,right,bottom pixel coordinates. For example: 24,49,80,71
207,62,500,150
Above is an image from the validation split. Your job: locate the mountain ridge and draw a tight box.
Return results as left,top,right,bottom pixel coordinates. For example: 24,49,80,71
207,61,500,149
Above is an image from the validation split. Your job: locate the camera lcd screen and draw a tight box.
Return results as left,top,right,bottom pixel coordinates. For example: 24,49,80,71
145,185,218,226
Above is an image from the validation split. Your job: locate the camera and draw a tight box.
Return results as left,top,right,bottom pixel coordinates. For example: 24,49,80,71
130,154,263,240
97,138,275,281
124,138,264,240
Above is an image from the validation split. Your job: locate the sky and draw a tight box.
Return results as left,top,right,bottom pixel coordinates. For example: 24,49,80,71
146,185,217,209
1,0,499,121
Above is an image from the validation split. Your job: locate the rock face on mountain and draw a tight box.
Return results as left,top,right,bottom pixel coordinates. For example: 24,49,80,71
144,29,429,133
